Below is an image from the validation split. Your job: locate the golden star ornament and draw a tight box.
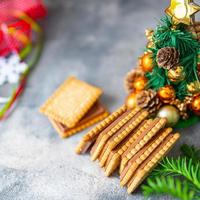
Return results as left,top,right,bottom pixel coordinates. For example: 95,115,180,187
165,0,200,25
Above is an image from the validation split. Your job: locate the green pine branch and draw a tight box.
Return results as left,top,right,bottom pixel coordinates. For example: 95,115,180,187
142,145,200,200
142,176,196,200
153,16,199,56
151,157,200,189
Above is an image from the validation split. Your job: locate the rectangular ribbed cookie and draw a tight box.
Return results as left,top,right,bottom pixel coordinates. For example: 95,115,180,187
49,109,109,138
90,107,142,161
103,120,153,177
98,110,149,168
90,109,133,159
75,105,126,154
127,133,180,194
120,118,167,173
40,76,102,128
120,128,172,186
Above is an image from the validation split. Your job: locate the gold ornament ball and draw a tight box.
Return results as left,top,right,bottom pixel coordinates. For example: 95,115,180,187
158,85,176,103
191,94,200,115
157,105,180,127
187,81,200,94
125,93,137,109
133,76,147,92
167,66,186,83
140,53,154,72
146,41,155,49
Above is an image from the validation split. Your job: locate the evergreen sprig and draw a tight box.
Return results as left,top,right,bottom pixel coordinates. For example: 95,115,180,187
142,177,196,200
142,144,200,200
146,16,200,100
154,17,199,56
150,157,200,189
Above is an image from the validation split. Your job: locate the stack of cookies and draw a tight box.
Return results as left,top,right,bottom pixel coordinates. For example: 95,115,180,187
40,77,109,138
76,105,180,194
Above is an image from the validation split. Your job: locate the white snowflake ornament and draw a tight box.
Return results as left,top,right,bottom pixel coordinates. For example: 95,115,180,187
0,53,28,85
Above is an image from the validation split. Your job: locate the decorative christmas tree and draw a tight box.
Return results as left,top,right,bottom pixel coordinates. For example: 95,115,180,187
125,0,200,128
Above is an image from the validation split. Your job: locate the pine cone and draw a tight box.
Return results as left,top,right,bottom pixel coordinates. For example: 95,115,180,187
137,89,162,114
124,69,144,93
156,47,179,70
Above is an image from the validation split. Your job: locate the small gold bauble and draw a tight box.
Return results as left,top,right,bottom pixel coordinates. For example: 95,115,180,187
145,29,154,41
140,53,154,72
187,81,200,94
133,76,147,92
158,85,176,103
167,66,186,83
191,94,200,116
125,93,137,109
157,105,180,127
146,41,155,49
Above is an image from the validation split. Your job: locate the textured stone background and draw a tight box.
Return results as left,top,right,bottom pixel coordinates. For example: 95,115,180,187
0,0,199,199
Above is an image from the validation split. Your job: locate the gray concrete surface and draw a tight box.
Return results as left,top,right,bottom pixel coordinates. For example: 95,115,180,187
0,0,199,199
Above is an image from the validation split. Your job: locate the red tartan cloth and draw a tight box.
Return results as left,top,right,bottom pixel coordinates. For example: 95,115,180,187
0,0,46,56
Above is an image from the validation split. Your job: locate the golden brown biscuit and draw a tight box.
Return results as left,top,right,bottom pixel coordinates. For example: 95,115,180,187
90,107,142,161
75,105,126,154
120,118,167,173
127,133,180,194
103,120,151,176
120,128,172,186
98,110,149,168
40,76,102,128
